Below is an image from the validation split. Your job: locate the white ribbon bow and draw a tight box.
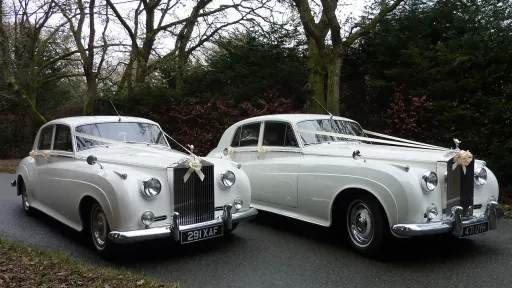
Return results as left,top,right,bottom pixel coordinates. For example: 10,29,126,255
452,150,473,175
257,146,267,154
183,156,205,183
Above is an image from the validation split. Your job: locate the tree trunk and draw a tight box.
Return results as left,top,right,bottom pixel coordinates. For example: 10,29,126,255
83,73,97,115
305,37,328,114
175,50,187,91
326,50,343,116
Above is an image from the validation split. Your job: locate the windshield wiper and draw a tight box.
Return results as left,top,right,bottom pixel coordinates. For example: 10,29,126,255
123,141,161,146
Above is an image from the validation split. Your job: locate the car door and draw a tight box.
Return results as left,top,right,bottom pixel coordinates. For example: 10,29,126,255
32,124,55,205
224,121,263,188
45,124,77,218
249,121,302,208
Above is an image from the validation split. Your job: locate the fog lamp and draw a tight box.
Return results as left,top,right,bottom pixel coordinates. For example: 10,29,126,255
425,203,438,222
141,211,155,228
233,196,243,210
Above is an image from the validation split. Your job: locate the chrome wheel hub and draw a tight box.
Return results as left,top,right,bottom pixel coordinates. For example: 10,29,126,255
91,207,107,248
22,190,30,210
348,201,374,247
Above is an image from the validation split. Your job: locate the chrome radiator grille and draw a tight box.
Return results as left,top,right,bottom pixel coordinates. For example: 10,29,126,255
173,161,215,226
444,157,475,215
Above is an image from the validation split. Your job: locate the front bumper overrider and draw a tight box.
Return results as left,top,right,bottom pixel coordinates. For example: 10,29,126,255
108,204,258,244
392,198,499,237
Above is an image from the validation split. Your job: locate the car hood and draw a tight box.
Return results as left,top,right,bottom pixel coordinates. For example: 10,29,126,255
302,142,468,164
76,145,237,169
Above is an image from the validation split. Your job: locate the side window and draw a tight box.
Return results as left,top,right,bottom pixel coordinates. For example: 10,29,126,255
239,123,261,147
53,125,73,152
230,127,241,147
262,122,298,147
38,125,54,150
231,123,261,147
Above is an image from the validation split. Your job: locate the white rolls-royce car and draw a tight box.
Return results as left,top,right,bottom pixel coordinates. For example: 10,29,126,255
11,116,257,259
207,114,501,257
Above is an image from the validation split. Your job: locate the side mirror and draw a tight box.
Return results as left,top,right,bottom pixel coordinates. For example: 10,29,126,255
87,155,97,165
352,150,366,162
87,155,103,169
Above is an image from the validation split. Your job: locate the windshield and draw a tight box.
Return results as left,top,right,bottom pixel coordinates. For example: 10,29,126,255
296,119,366,146
74,122,168,151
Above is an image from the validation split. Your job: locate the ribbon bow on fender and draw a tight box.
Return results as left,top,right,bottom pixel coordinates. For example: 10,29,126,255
452,150,473,175
184,156,205,183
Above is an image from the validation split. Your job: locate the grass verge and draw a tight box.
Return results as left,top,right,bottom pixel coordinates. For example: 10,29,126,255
498,195,512,219
0,165,16,174
0,237,179,287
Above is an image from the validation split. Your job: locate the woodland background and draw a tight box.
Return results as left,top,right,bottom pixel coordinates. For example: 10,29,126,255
1,0,511,191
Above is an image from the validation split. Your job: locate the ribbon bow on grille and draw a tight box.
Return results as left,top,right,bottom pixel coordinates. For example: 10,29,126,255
183,156,205,183
452,150,473,175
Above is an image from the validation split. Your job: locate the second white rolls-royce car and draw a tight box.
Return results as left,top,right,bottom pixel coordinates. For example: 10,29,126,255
208,114,500,257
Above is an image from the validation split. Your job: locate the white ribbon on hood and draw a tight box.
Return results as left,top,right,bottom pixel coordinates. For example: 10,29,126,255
296,128,451,151
74,132,204,182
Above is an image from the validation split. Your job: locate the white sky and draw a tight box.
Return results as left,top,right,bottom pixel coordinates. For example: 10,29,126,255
3,0,370,70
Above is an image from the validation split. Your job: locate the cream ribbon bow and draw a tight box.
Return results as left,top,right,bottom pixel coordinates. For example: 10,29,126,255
227,147,236,156
452,150,473,175
183,156,205,183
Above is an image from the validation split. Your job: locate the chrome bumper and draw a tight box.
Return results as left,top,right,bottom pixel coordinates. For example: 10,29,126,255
392,199,499,237
108,205,258,244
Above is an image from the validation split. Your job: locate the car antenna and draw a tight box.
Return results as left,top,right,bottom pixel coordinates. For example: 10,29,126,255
109,99,122,122
312,97,333,120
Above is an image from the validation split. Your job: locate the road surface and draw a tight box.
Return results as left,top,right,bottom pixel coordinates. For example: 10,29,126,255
1,173,511,288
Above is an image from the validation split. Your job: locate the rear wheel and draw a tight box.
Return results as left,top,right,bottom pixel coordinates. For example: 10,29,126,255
89,203,116,260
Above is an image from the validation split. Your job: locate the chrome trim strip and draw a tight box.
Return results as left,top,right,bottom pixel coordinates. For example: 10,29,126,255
108,207,258,244
392,199,498,237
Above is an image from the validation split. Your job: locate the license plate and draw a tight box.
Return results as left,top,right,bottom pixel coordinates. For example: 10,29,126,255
180,224,224,244
461,222,489,237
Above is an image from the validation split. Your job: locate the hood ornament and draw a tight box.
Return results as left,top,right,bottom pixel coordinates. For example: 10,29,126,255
453,138,461,151
188,144,195,155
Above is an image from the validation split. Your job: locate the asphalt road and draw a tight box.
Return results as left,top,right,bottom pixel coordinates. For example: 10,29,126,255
1,173,511,288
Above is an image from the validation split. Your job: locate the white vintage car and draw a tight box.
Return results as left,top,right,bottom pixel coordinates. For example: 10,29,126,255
11,116,257,258
208,113,501,256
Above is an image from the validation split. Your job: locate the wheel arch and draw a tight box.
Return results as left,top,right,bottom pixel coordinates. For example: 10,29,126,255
78,195,112,232
330,186,397,230
16,174,25,196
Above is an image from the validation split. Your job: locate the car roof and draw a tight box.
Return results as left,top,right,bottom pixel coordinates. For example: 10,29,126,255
45,116,159,128
231,113,359,126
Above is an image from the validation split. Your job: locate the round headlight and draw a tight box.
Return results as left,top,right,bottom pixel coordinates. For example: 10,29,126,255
474,167,487,186
141,210,155,228
141,177,162,198
421,171,438,192
220,170,236,187
233,196,243,210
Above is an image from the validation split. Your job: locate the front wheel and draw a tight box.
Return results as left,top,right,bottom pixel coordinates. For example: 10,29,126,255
21,181,32,216
89,203,116,259
344,195,390,258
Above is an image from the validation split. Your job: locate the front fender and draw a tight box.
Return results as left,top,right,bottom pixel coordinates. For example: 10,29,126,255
299,156,422,228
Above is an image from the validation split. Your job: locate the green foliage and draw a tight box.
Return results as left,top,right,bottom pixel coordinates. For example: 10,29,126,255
156,29,308,107
342,0,512,188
